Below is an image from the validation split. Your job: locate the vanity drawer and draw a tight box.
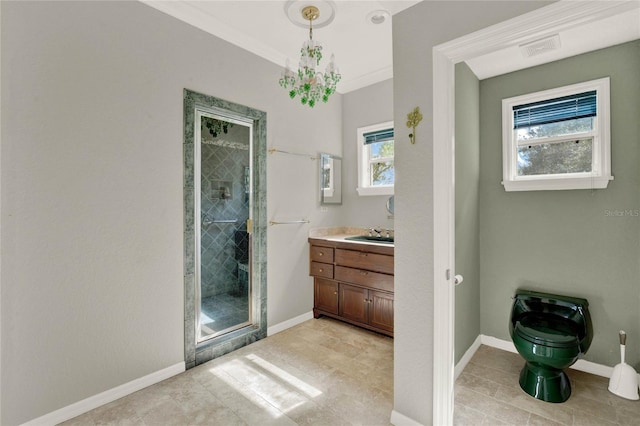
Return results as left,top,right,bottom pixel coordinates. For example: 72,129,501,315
310,245,334,263
310,261,334,279
335,249,394,275
335,266,393,292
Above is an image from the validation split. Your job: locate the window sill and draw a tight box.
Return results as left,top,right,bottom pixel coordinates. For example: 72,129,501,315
357,186,394,196
502,175,613,192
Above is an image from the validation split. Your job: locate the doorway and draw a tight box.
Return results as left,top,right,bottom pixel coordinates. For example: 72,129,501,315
432,2,635,423
183,89,267,368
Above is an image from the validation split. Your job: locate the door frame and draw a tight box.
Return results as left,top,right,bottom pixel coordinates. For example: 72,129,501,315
431,2,638,424
183,89,267,369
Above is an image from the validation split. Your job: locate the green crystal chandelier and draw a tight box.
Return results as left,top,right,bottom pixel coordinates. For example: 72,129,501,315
279,5,341,108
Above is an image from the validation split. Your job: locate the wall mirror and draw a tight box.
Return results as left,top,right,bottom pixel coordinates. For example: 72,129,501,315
320,153,342,205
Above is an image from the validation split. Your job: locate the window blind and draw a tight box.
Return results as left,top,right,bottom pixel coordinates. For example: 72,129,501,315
363,128,394,145
513,91,597,129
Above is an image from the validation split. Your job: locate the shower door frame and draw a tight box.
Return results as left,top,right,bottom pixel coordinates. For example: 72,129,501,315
194,109,254,343
183,89,267,369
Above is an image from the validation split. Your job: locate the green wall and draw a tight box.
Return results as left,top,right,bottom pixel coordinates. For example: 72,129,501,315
455,62,481,363
479,40,640,368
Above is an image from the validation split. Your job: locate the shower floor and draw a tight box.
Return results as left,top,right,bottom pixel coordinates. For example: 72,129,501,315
200,293,250,339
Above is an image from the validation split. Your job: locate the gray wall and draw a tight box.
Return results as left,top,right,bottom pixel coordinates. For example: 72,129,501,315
1,1,342,424
392,1,551,423
341,78,395,229
479,40,640,369
455,62,481,364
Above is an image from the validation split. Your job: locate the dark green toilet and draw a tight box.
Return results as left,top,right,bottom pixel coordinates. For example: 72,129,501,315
509,290,593,403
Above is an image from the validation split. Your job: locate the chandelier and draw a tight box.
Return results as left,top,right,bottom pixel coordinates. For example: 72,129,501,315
202,117,233,138
279,5,341,108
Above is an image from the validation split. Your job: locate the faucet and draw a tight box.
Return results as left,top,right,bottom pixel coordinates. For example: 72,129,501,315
373,228,382,237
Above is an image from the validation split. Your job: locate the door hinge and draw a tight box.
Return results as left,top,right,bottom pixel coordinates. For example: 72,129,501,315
246,218,253,234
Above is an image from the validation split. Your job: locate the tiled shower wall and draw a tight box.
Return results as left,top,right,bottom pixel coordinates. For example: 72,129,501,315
200,141,249,298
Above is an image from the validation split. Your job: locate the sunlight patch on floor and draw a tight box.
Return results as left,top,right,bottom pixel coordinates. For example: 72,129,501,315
245,353,323,398
208,352,324,416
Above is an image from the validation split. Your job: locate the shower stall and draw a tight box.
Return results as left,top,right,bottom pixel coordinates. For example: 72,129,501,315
184,90,266,368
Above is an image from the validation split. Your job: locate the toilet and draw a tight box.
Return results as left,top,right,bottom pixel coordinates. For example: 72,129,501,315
510,289,593,403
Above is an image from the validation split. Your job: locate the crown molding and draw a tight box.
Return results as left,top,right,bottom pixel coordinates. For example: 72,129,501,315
338,65,393,94
436,0,640,63
141,0,289,67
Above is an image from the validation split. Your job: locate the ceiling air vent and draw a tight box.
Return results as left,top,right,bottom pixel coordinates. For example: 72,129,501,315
520,34,561,58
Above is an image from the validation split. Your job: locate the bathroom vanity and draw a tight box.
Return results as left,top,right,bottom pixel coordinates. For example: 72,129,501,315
308,232,394,336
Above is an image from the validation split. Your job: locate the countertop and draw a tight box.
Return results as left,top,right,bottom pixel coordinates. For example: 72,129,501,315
308,227,395,248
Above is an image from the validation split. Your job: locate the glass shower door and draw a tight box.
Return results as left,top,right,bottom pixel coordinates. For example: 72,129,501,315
196,112,252,343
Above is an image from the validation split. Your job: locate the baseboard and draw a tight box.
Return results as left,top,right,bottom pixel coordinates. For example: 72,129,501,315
481,335,615,379
455,335,482,380
390,409,424,426
22,362,185,426
267,310,313,336
480,334,518,354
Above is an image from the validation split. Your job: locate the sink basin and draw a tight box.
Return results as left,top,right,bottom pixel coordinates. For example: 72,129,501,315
344,235,394,244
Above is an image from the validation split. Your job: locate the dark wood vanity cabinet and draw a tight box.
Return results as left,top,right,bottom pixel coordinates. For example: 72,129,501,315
309,238,394,336
314,278,339,315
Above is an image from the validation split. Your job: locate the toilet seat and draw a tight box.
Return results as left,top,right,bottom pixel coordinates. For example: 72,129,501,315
514,314,580,348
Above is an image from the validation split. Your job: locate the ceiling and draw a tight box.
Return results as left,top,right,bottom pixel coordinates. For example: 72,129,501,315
143,1,640,93
466,5,640,80
143,0,420,93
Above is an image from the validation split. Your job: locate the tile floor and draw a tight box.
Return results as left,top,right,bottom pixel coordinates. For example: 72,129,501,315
200,294,250,338
61,317,394,425
454,345,640,425
60,318,639,425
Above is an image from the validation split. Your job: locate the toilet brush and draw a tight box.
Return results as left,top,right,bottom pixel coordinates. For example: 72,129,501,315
608,330,639,400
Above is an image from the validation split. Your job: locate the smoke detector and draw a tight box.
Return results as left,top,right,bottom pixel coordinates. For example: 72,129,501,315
520,34,561,58
367,10,390,25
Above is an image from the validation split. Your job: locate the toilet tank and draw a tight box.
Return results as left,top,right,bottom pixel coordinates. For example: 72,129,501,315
511,289,593,352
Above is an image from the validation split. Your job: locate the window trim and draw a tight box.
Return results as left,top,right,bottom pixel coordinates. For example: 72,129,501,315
356,121,394,196
501,77,613,191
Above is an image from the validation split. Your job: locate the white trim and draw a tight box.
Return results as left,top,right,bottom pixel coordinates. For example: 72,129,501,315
480,335,617,379
356,186,394,196
339,65,393,94
480,334,518,353
434,1,640,64
454,335,482,380
267,311,313,336
140,1,288,70
502,176,613,192
432,46,456,426
431,1,640,424
21,362,185,426
390,410,424,426
0,1,3,422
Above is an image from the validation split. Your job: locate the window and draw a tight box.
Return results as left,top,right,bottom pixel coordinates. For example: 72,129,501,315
502,78,612,191
357,121,394,196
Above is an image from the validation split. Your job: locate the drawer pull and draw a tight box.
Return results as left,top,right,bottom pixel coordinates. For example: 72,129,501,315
359,271,368,276
318,268,323,273
359,252,368,257
318,252,324,256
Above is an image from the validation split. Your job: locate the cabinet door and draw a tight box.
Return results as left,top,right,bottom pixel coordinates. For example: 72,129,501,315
339,284,368,324
314,278,338,315
369,290,394,333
